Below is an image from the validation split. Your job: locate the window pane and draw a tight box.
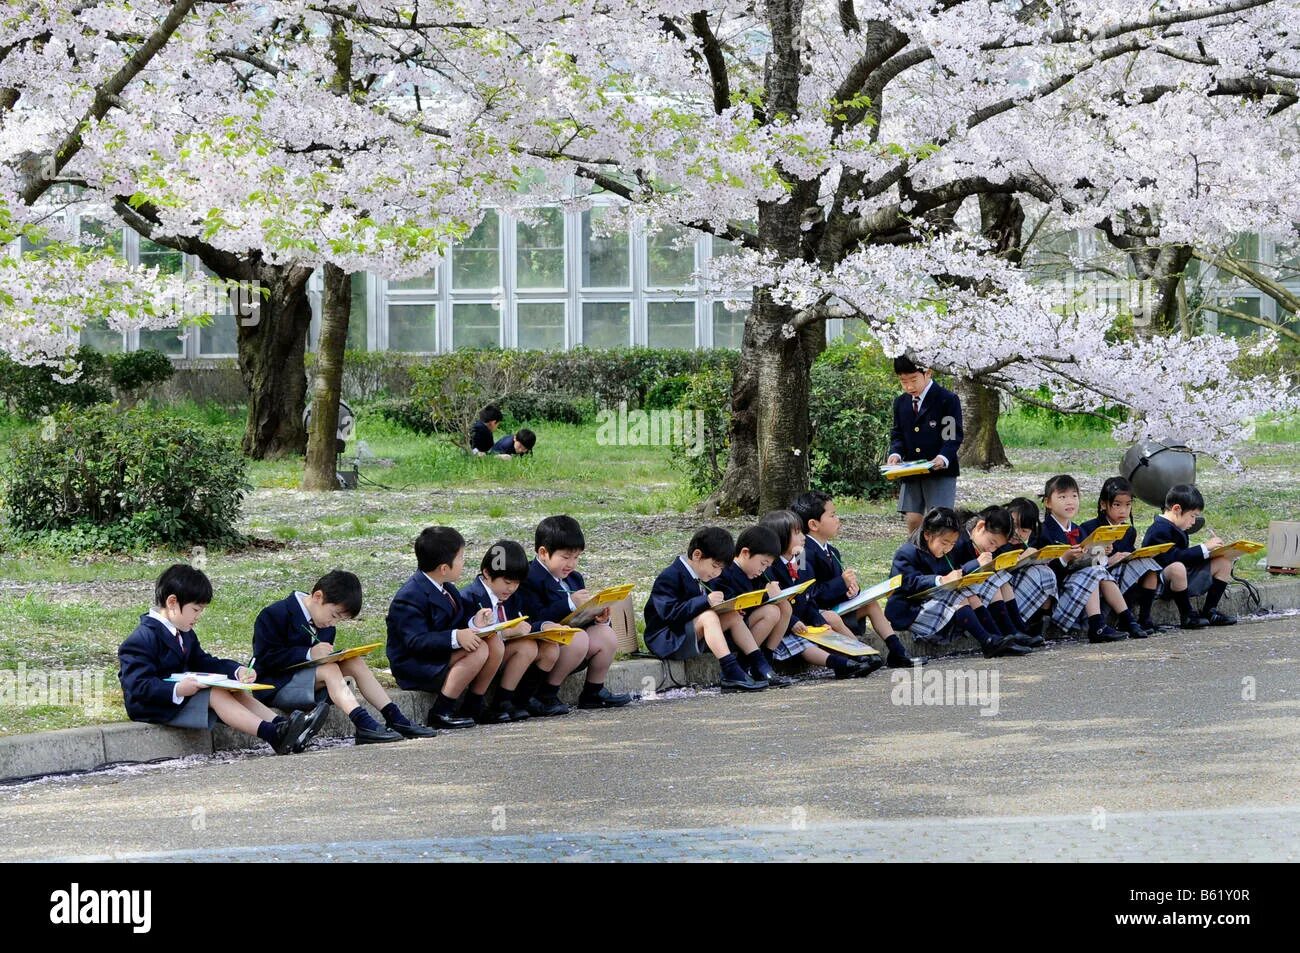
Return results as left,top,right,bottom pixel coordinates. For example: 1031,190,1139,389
452,212,500,290
517,208,566,290
347,273,367,351
453,302,500,349
581,207,629,288
712,301,747,349
517,302,565,350
647,226,696,287
647,301,696,348
138,326,187,356
387,303,438,352
388,263,438,291
1211,296,1262,338
199,313,239,355
79,218,124,257
80,319,125,353
138,237,183,275
582,301,630,348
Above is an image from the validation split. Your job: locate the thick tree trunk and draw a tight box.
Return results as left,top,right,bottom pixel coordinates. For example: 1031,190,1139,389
957,376,1010,469
237,265,314,458
303,263,350,489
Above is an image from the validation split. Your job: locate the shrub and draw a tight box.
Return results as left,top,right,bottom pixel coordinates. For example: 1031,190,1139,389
4,406,249,551
0,347,112,418
372,397,439,435
669,365,732,496
107,348,174,394
644,374,692,411
808,341,897,500
499,392,598,425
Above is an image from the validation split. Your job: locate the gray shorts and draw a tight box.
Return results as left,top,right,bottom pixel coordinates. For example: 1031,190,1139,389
165,688,219,729
897,475,958,515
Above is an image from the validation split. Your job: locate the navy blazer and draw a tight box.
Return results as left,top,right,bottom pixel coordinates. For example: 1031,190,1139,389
118,614,240,724
385,573,470,691
764,558,822,627
643,557,715,642
459,575,525,622
1142,516,1209,569
470,420,495,453
1039,515,1090,583
519,558,584,631
947,531,988,576
252,593,335,696
714,561,764,600
491,433,524,455
802,536,851,609
889,383,963,478
884,542,948,631
1079,517,1137,555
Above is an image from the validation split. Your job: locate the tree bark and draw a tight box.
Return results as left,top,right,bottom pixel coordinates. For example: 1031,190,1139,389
303,263,350,489
236,264,314,458
957,376,1010,469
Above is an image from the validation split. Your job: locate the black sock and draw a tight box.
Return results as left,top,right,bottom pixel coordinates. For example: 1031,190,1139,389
826,654,853,675
762,647,778,669
348,706,381,732
256,720,280,745
536,680,561,701
954,606,994,646
515,666,543,701
1117,609,1139,632
884,634,910,660
1004,599,1028,632
1172,589,1193,621
1203,579,1228,614
496,686,516,707
1086,613,1102,635
1135,587,1156,624
460,691,485,718
744,650,776,679
431,692,459,718
579,681,605,702
976,605,1006,637
990,601,1019,635
718,652,749,682
381,702,411,727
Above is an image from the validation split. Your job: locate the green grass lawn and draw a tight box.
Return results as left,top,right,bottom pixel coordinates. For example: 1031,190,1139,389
1,401,1296,735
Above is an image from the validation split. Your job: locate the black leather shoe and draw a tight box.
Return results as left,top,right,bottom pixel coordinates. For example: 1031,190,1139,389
757,670,795,688
983,635,1031,658
427,711,476,730
1088,625,1127,643
271,710,307,755
852,655,884,677
1180,613,1210,630
886,652,927,667
525,695,572,717
475,706,513,724
578,686,636,708
1124,623,1149,639
1205,609,1237,626
291,699,332,753
720,674,768,692
355,723,404,744
388,721,439,738
1012,633,1045,648
496,699,531,721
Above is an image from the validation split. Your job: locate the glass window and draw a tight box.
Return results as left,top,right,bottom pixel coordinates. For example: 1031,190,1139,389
138,325,187,356
582,301,630,348
516,208,566,290
647,301,696,348
388,264,438,291
517,302,566,350
581,207,630,288
453,302,500,349
199,313,239,356
647,226,696,288
387,302,438,352
1211,296,1262,338
452,212,500,290
79,217,124,257
79,319,125,353
712,301,747,349
138,237,183,275
1232,233,1261,265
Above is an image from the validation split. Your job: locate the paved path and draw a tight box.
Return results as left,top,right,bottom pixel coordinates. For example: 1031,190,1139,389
3,617,1297,861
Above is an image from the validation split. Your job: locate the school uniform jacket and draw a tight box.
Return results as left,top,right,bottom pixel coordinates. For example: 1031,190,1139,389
1141,516,1210,570
884,542,949,631
802,536,851,609
643,557,715,653
714,561,764,601
118,615,240,724
459,576,526,625
1038,515,1085,584
764,557,822,628
252,593,336,697
491,433,521,455
470,420,495,454
519,559,585,632
946,531,988,576
385,573,470,690
889,383,963,479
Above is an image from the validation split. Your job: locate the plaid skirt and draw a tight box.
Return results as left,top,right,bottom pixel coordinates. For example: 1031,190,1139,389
1111,557,1162,594
908,588,970,642
1010,565,1058,618
1051,564,1109,631
968,569,1011,604
773,630,811,660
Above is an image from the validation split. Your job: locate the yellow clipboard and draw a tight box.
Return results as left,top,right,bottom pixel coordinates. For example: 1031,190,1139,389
993,548,1029,571
832,575,901,615
797,626,880,658
1077,524,1130,550
711,589,768,613
1209,540,1264,559
285,641,384,670
561,584,635,627
880,460,935,481
165,673,275,691
910,570,996,601
1123,542,1174,561
472,615,529,635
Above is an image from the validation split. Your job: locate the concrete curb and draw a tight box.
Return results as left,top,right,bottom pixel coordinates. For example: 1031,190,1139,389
3,578,1297,783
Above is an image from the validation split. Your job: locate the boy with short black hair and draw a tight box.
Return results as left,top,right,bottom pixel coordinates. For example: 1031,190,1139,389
714,525,793,684
470,404,504,455
887,354,963,534
386,526,503,729
518,515,634,714
790,490,919,667
643,526,775,691
492,427,536,457
460,539,561,723
254,569,436,747
1142,483,1240,628
118,564,307,754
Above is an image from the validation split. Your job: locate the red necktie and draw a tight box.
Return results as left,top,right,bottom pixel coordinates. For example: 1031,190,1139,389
788,559,799,581
496,603,506,623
